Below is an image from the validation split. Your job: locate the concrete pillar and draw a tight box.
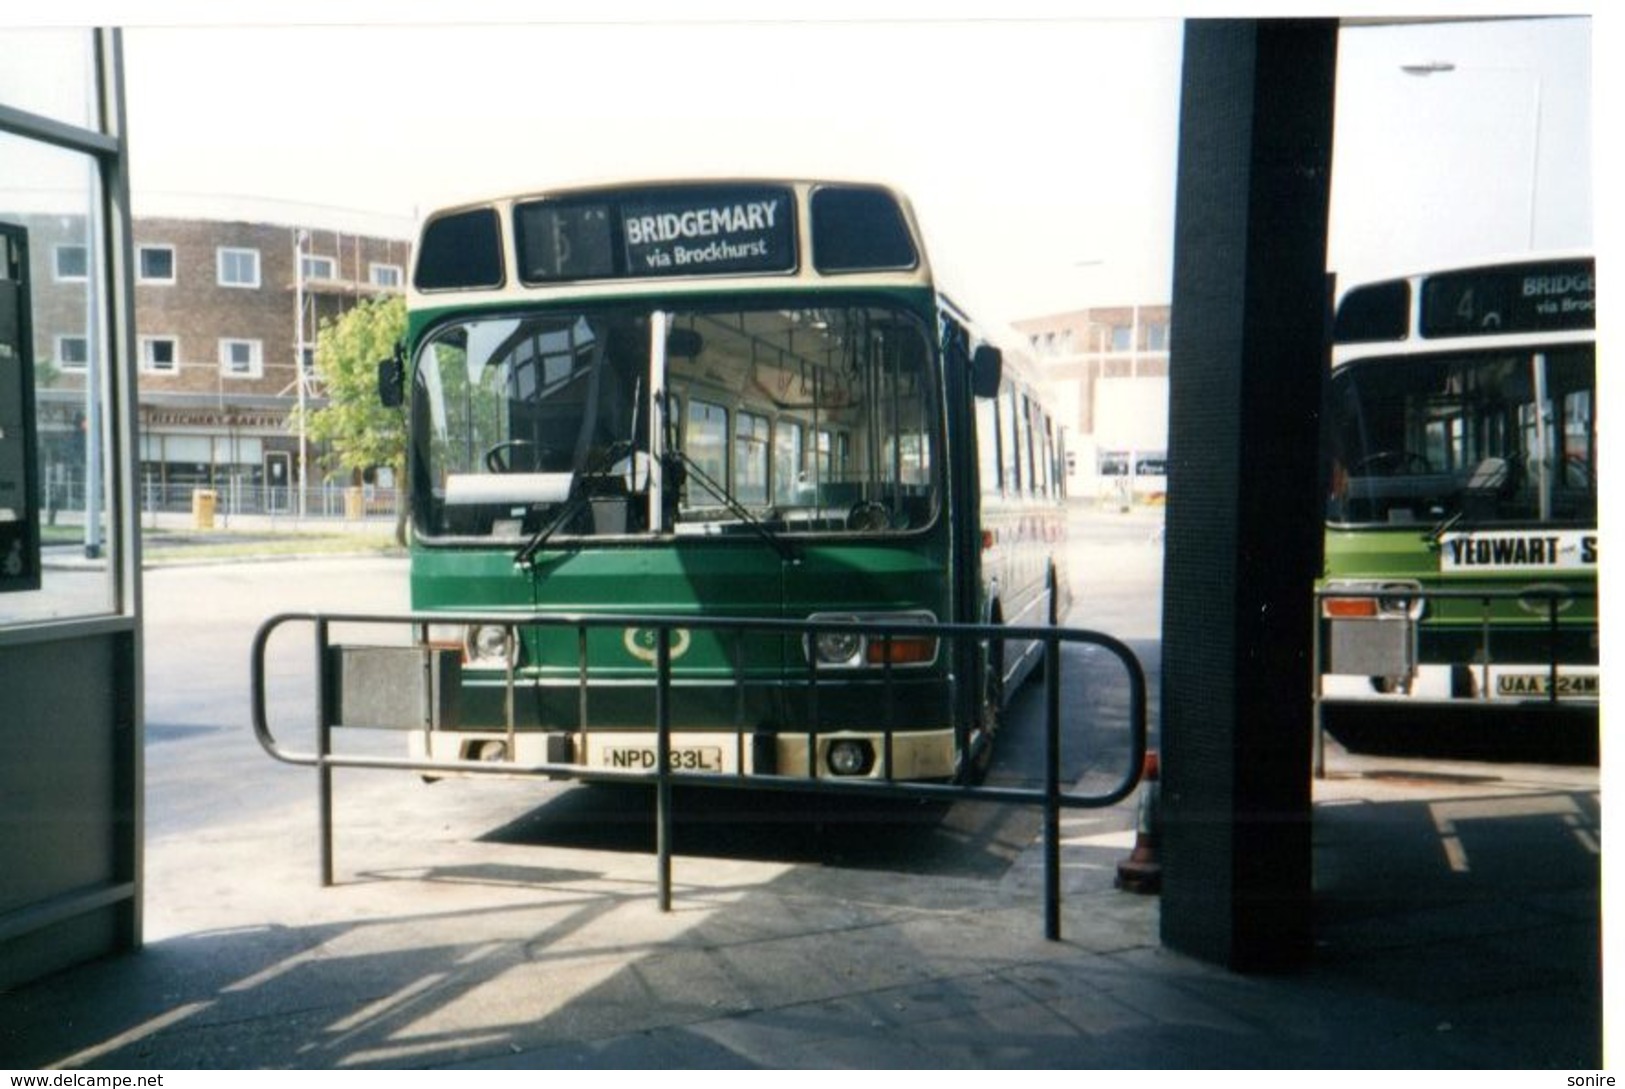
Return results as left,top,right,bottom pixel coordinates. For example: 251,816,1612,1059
1159,19,1338,971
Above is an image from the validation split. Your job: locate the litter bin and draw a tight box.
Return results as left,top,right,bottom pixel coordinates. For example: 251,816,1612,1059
191,488,217,530
345,486,365,521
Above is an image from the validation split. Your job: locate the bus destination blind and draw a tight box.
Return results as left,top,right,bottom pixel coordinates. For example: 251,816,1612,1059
1420,259,1595,338
620,187,795,277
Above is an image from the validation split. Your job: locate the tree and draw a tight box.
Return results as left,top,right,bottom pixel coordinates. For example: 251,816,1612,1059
292,294,409,544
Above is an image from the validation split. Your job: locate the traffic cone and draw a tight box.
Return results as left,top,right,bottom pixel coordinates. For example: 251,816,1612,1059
1115,750,1161,894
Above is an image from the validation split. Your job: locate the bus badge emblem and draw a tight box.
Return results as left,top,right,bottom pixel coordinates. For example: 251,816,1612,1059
624,627,691,664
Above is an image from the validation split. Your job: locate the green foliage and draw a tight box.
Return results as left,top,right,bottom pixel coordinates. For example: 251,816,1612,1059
294,294,407,478
34,356,61,388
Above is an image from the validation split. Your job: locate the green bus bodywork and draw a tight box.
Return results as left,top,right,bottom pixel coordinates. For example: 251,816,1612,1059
388,181,1066,780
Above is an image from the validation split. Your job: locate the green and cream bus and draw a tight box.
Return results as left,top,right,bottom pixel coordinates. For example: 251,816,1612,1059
1319,254,1597,713
380,179,1070,782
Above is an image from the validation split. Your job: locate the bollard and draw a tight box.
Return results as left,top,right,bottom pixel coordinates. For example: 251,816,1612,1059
1115,750,1161,894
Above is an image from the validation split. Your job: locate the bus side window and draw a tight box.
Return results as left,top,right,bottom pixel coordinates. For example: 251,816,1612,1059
1004,389,1023,495
976,398,1002,499
1030,401,1049,498
774,418,804,506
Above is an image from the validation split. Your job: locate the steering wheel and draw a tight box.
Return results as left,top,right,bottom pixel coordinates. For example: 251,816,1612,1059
846,500,891,532
1351,450,1430,477
484,440,544,474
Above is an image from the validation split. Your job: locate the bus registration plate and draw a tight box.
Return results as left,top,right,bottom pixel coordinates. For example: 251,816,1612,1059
601,746,723,772
1494,673,1600,699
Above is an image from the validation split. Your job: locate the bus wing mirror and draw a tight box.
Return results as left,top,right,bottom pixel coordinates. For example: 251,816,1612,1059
971,344,1002,398
377,347,404,408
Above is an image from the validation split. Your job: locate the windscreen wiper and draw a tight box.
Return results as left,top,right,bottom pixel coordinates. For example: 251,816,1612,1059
663,446,798,564
514,439,631,568
1425,508,1464,550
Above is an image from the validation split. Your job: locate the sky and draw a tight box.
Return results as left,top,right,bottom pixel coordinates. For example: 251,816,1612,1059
3,3,1602,332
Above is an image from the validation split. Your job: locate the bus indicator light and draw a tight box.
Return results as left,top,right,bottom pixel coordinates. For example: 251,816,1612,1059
866,636,937,666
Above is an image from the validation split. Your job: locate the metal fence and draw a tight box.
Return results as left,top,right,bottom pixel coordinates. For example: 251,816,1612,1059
251,610,1149,942
43,477,403,520
142,480,403,519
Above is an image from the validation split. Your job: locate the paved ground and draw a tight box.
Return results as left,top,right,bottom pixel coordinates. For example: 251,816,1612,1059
0,740,1600,1069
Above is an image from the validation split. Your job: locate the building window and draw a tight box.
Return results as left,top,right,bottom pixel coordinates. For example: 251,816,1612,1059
217,247,260,288
301,254,336,281
1145,321,1170,351
140,336,178,373
1109,324,1133,352
138,245,175,283
56,335,89,369
54,244,87,281
220,338,262,378
369,262,403,288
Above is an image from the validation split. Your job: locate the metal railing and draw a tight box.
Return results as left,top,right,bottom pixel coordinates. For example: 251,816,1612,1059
251,609,1148,941
1312,583,1599,776
137,480,402,519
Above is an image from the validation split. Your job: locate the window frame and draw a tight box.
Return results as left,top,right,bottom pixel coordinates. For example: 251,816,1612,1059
137,244,175,284
55,334,90,370
53,243,88,282
219,337,263,379
139,335,179,374
301,253,337,281
216,246,261,289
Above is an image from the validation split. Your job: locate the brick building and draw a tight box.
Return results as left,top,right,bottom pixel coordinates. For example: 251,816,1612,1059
1011,303,1170,497
24,202,412,516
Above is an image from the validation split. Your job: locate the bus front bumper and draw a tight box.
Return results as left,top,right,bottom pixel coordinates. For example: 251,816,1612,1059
407,725,961,781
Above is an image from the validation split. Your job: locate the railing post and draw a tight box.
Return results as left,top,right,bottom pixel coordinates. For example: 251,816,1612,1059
316,617,334,888
656,625,673,913
578,625,590,731
1548,594,1561,706
1044,629,1062,942
806,647,819,779
882,636,895,781
504,625,516,762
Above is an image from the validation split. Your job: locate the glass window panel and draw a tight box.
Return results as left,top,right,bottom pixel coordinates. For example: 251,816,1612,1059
976,398,1002,497
217,248,260,287
0,29,95,129
773,420,803,506
138,246,174,282
734,411,770,506
0,132,118,624
686,400,728,506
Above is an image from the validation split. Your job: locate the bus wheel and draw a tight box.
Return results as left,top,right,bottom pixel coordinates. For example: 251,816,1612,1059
963,643,1004,782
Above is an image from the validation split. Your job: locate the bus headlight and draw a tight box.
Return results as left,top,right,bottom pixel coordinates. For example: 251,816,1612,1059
804,611,938,670
811,624,864,667
826,739,874,776
464,624,519,668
